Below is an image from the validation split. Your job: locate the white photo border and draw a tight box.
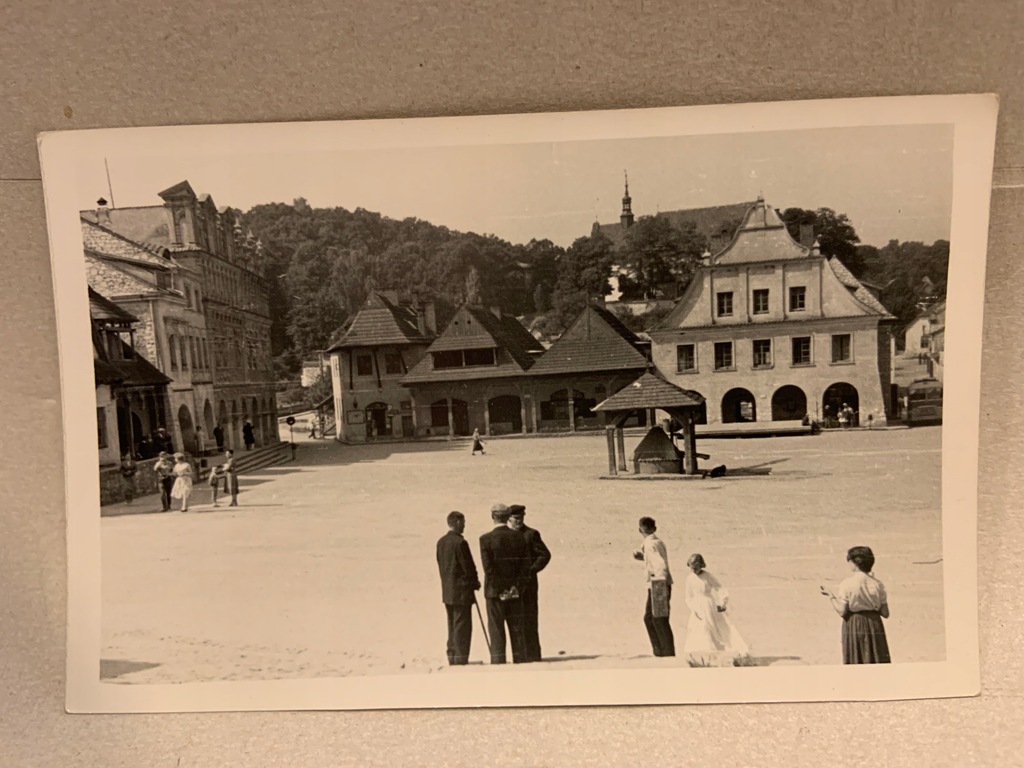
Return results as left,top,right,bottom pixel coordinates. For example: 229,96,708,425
40,94,996,713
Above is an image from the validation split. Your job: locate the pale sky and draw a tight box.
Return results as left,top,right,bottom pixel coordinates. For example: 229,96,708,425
74,122,953,249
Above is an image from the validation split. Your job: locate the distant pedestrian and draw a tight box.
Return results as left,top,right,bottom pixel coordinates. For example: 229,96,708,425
243,420,256,451
154,427,174,454
682,553,749,665
821,545,891,664
508,504,551,662
222,449,239,506
633,516,675,657
471,428,485,456
436,511,481,665
195,425,205,455
309,419,317,439
213,423,225,450
119,452,137,505
154,451,175,511
479,503,530,664
170,452,193,512
838,405,849,429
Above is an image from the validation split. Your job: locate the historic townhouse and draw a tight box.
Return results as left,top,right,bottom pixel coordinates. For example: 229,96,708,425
647,197,896,426
400,304,545,438
326,291,438,443
83,218,211,455
83,181,278,452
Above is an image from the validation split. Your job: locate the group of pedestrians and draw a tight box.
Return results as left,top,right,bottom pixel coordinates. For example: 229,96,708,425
437,509,891,667
436,503,550,665
152,449,239,512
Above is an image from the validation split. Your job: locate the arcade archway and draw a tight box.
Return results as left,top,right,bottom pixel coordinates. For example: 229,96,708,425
487,394,522,434
772,385,807,421
823,382,860,427
721,388,757,423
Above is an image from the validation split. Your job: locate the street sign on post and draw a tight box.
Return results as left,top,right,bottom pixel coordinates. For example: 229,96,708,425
285,416,296,448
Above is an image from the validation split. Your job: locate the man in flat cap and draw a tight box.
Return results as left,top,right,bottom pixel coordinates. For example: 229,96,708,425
478,503,531,664
436,511,480,665
508,504,551,662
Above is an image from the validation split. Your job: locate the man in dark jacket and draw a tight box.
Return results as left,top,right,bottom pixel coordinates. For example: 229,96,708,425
508,504,551,662
436,510,480,665
478,503,531,664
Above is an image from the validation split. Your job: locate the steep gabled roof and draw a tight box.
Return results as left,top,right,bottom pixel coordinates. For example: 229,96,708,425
711,197,811,266
104,339,172,387
827,257,894,317
593,372,704,411
88,286,138,325
81,218,172,267
401,305,544,384
326,292,433,351
528,303,650,376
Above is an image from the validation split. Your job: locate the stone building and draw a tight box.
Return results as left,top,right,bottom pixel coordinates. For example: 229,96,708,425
82,180,278,451
326,292,437,442
647,197,896,426
400,303,545,437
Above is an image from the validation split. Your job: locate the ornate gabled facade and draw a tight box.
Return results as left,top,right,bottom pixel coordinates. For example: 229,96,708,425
326,291,438,442
82,181,278,453
648,197,896,426
400,304,545,437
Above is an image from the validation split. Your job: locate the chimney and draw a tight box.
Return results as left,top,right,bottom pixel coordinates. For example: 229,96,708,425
423,301,437,334
799,224,815,248
96,197,111,225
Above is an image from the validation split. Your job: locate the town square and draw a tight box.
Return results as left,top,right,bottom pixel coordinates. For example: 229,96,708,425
99,422,943,683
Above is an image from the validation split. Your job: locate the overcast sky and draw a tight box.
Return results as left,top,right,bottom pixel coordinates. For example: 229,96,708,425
74,122,953,250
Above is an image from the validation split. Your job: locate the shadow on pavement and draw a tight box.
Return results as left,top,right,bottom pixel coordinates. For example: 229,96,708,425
538,654,601,663
100,659,161,680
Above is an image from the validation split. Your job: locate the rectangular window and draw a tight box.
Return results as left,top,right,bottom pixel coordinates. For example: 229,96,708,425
753,289,769,314
463,348,497,366
169,334,178,369
97,407,107,448
752,339,772,368
355,354,373,376
432,350,463,369
789,286,806,312
384,352,404,375
832,333,852,363
716,291,734,317
792,336,812,365
714,341,734,370
180,337,189,369
676,344,696,372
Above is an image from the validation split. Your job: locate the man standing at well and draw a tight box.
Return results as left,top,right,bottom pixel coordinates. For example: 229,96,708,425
436,511,480,666
507,504,551,662
633,516,675,657
479,503,531,664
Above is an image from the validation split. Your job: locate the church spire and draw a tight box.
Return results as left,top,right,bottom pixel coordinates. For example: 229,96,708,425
620,170,634,229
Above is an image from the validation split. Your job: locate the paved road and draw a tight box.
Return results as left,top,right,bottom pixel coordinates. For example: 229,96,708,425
100,426,944,683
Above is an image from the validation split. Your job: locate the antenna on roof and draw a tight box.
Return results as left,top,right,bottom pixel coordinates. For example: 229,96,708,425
104,157,116,209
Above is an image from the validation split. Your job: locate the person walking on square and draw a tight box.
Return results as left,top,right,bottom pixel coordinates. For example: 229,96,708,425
507,504,551,662
822,545,891,664
479,503,530,664
119,452,137,505
222,449,239,506
633,516,675,657
243,420,256,451
682,553,749,665
170,452,193,512
436,511,481,665
471,428,485,455
154,451,175,512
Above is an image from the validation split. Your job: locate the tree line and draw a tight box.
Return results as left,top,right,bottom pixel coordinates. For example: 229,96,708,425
240,199,949,378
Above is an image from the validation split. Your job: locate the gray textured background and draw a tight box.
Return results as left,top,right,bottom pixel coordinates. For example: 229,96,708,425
2,2,1021,765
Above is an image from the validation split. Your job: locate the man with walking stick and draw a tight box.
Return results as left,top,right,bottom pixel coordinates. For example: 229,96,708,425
436,511,481,665
479,503,531,664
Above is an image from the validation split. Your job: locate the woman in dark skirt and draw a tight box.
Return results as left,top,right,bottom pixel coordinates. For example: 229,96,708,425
822,546,891,664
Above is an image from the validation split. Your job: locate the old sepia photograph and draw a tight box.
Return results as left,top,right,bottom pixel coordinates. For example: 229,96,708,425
40,95,995,712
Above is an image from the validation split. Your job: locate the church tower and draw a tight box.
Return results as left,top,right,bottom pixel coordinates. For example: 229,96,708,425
620,171,634,229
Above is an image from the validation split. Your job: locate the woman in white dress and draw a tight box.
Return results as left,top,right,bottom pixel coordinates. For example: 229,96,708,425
169,452,194,512
683,553,750,665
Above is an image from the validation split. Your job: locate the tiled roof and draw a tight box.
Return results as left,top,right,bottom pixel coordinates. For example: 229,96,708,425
400,305,544,384
712,198,811,266
827,257,894,317
326,292,434,351
81,218,172,268
528,303,650,376
598,201,754,253
85,253,163,298
105,340,173,387
593,372,704,411
88,286,138,324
